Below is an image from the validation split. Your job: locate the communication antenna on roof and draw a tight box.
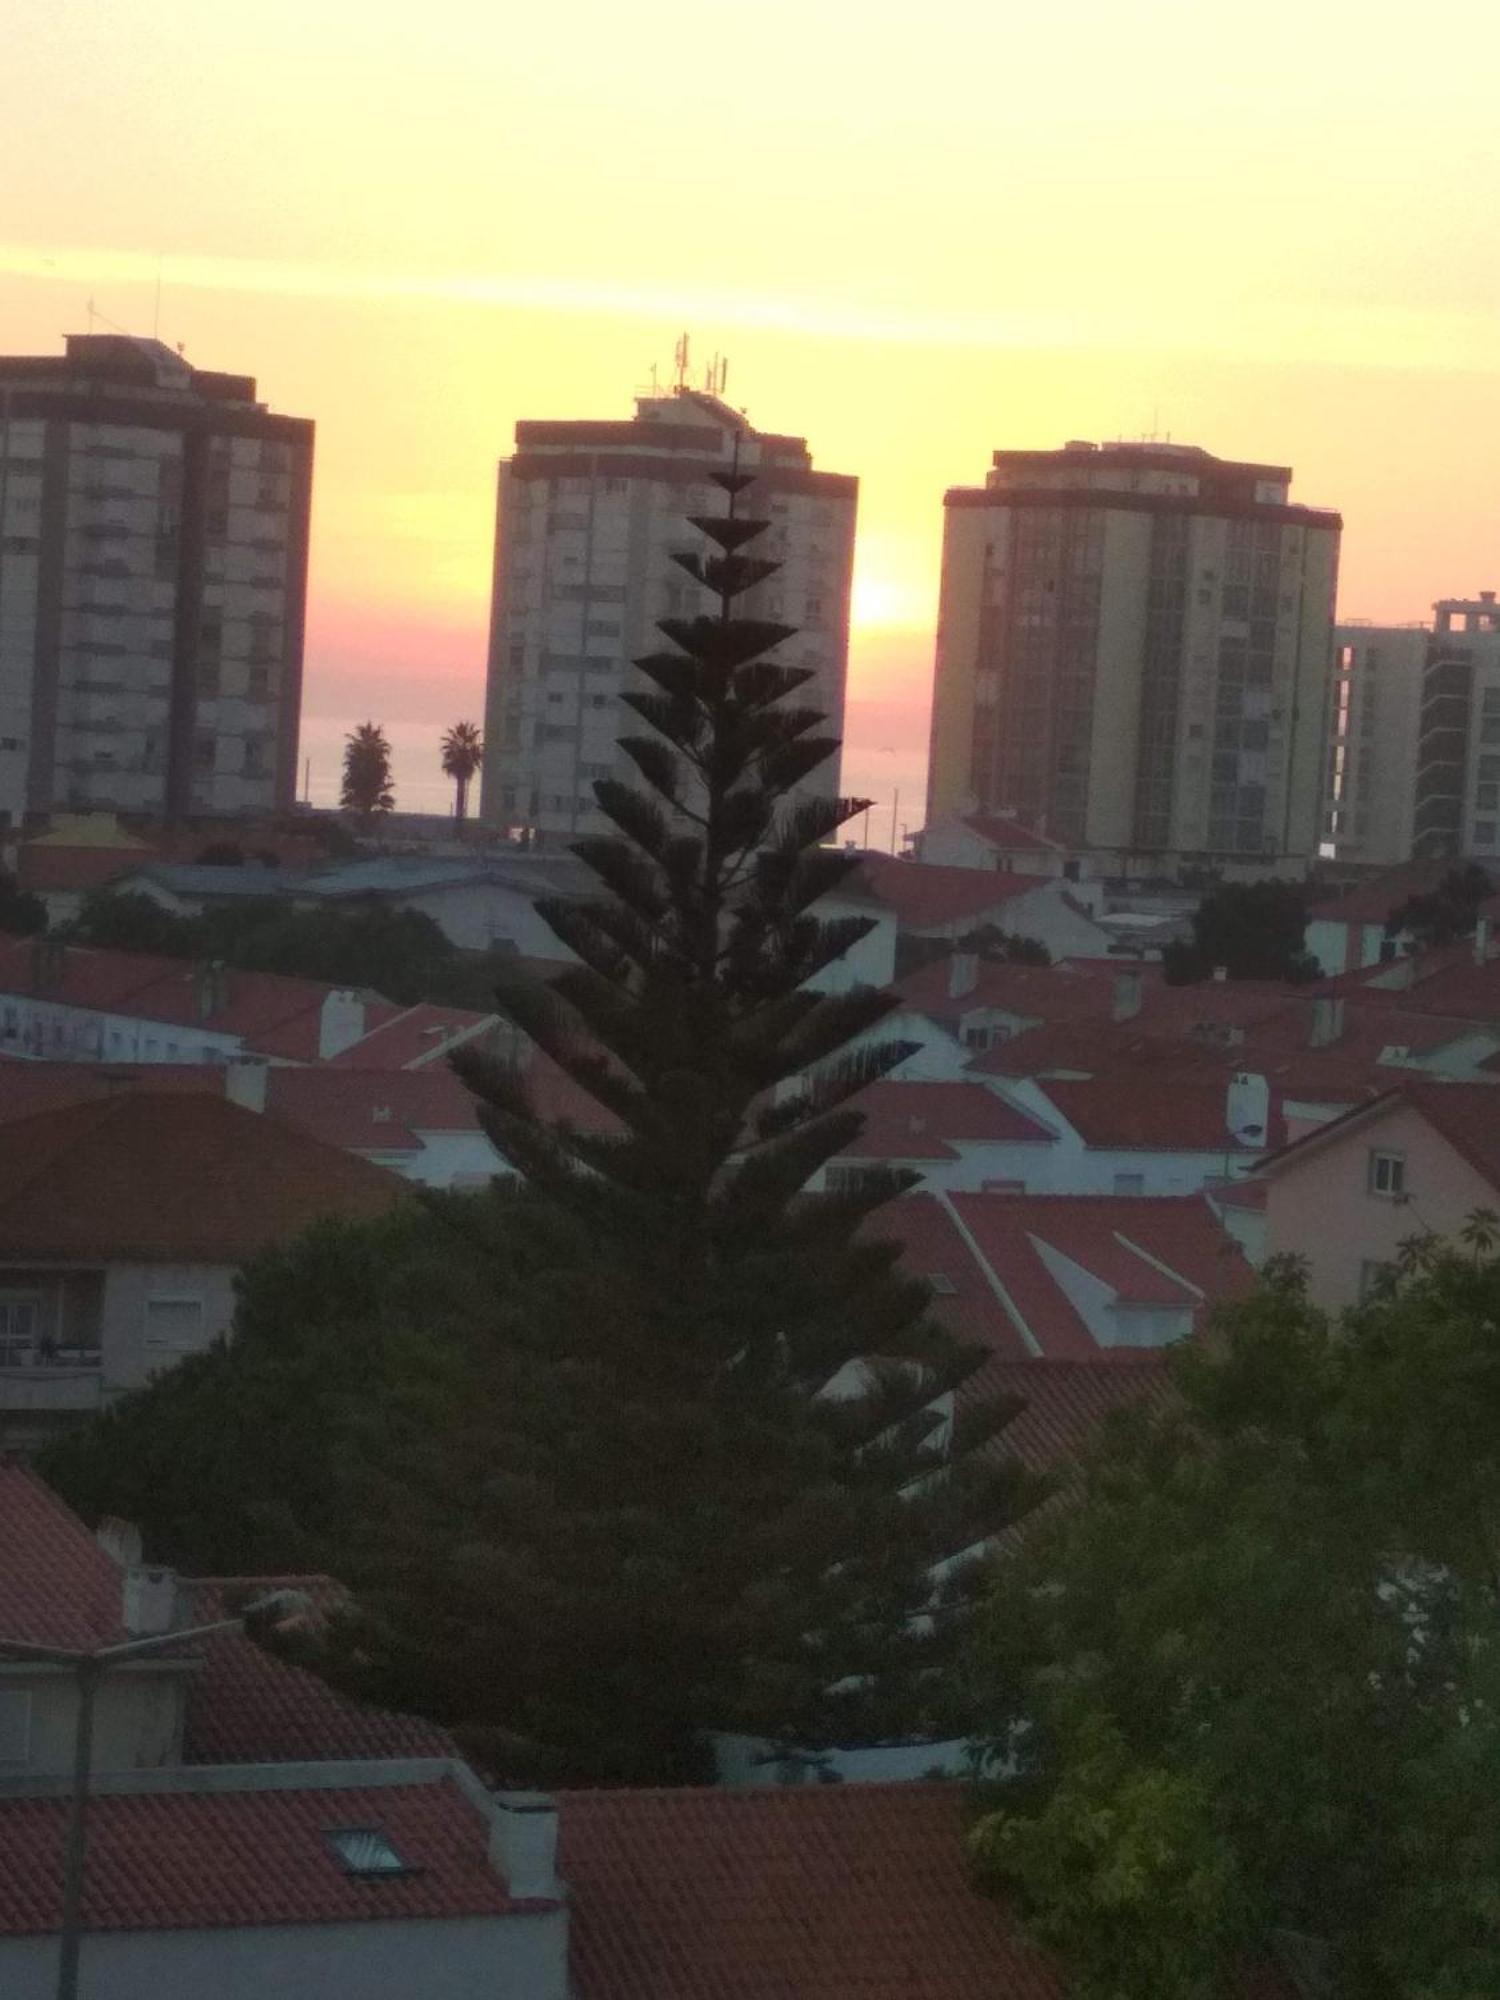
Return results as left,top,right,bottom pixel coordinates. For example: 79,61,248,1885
702,353,729,396
673,331,690,394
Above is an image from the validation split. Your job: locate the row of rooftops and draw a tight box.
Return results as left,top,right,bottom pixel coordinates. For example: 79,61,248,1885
0,1464,1302,1996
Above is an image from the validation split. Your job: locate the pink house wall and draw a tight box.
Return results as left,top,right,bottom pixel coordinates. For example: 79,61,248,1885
1265,1100,1499,1311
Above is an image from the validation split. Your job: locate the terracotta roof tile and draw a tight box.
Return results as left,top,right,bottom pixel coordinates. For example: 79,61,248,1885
325,1003,500,1070
859,855,1046,931
0,1779,520,1935
0,1463,128,1649
1034,1072,1273,1152
0,1092,405,1261
840,1081,1054,1162
182,1578,455,1766
559,1782,1066,2000
265,1067,483,1153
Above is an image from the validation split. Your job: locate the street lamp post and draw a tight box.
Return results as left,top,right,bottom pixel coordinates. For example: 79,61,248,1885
0,1591,305,2000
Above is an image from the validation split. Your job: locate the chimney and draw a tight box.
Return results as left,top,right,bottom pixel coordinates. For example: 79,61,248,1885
195,959,229,1020
1212,964,1228,983
948,952,979,1000
96,1517,142,1568
1475,916,1492,966
1111,970,1143,1022
122,1564,179,1636
318,988,366,1059
1309,996,1345,1048
490,1791,559,1901
225,1060,268,1113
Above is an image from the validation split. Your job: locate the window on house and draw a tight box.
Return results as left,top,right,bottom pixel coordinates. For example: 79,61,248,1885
1113,1173,1146,1195
825,1164,888,1196
0,1295,40,1363
143,1298,206,1353
963,1025,994,1051
325,1828,411,1877
0,1690,32,1768
1368,1150,1406,1198
1358,1259,1388,1304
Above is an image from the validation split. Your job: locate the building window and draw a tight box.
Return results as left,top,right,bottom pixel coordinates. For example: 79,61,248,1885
1474,821,1497,848
1367,1150,1405,1199
0,1690,31,1769
962,1025,993,1052
143,1297,205,1353
1113,1173,1146,1196
1358,1259,1388,1304
0,1295,40,1363
325,1828,410,1878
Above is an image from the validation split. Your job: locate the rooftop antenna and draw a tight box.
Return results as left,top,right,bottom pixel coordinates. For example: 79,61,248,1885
673,331,690,394
152,256,163,341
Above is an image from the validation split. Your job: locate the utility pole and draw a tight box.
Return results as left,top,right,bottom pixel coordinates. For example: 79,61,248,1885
0,1590,306,2000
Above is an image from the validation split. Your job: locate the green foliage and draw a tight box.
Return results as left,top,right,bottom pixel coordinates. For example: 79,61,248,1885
66,888,470,1008
1386,863,1492,951
0,867,46,937
440,721,484,825
341,721,395,822
1162,879,1316,985
49,476,1046,1786
967,1245,1500,1997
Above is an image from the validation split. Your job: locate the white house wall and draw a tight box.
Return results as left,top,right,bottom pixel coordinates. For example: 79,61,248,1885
0,992,241,1064
102,1263,239,1394
0,1911,568,2000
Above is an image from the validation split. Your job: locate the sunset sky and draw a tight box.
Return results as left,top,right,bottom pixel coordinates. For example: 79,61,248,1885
5,0,1499,833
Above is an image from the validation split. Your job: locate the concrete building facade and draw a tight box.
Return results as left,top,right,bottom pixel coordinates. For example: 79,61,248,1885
480,389,856,846
1324,594,1500,867
927,440,1341,872
1322,622,1426,866
0,335,312,828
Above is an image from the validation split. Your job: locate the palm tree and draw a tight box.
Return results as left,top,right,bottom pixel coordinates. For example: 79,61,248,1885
440,720,484,828
341,722,395,826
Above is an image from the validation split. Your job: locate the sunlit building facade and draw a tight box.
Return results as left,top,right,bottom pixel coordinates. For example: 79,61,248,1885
480,389,856,845
926,441,1341,870
1324,594,1500,867
0,335,312,828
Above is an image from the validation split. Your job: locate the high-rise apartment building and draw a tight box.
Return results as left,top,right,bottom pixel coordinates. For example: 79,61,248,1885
927,441,1341,868
1324,593,1500,867
481,390,856,844
0,335,313,828
1322,623,1426,866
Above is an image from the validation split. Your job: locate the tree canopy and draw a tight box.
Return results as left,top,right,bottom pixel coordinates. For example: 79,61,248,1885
966,1234,1500,1999
341,721,395,823
0,867,50,938
47,468,1041,1784
1386,862,1493,952
65,887,514,1010
441,721,484,825
1162,879,1318,985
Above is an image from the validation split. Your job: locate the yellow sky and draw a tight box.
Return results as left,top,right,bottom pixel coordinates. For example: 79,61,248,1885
4,0,1500,826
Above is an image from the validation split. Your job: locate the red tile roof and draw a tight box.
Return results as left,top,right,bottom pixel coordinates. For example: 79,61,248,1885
1305,858,1470,924
0,1463,129,1650
0,1778,522,1935
962,814,1069,855
0,1059,228,1124
840,1081,1054,1162
265,1066,483,1153
859,855,1044,931
938,1191,1253,1360
0,1092,405,1262
971,1355,1177,1472
896,956,1131,1027
0,936,403,1062
325,1002,500,1070
182,1578,455,1766
1034,1071,1271,1152
559,1781,1066,2000
879,1193,1035,1363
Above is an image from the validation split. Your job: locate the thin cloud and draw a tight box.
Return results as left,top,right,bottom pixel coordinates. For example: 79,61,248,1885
0,242,1493,372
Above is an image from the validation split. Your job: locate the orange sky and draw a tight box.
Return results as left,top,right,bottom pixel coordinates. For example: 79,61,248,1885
4,0,1499,834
